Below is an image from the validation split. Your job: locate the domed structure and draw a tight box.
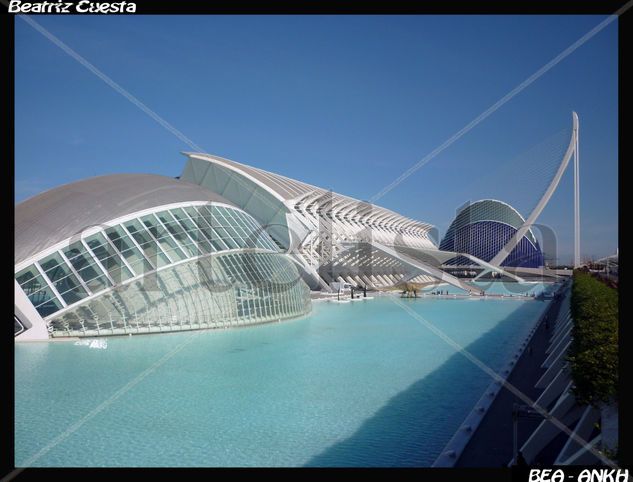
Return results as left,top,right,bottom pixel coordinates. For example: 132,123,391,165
439,199,544,268
14,174,311,340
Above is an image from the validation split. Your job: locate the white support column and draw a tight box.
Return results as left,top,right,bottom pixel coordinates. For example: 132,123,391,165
486,112,579,269
574,113,581,268
535,346,571,389
520,390,583,463
535,367,571,410
555,405,600,464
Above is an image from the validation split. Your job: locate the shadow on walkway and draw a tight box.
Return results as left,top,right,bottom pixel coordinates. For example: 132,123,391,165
457,294,563,467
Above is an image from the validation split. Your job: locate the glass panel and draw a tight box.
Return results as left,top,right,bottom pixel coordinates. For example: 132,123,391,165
190,206,229,251
34,293,64,317
239,212,277,250
58,285,90,305
170,208,213,254
39,253,68,278
63,242,112,293
197,205,215,222
214,224,239,250
123,219,171,268
16,265,64,315
183,206,219,253
16,265,47,295
85,232,134,283
205,206,226,232
226,209,254,240
225,210,255,248
155,211,200,257
38,253,89,304
105,225,153,274
140,215,188,262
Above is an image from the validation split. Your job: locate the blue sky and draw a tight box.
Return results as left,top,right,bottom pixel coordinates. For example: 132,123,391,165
15,15,618,263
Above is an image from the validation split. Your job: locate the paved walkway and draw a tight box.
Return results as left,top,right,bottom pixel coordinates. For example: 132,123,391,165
456,294,565,467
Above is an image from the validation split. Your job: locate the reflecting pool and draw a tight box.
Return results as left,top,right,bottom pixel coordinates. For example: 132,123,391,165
15,292,549,467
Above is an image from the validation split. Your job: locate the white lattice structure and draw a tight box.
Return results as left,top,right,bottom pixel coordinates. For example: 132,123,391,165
181,152,492,293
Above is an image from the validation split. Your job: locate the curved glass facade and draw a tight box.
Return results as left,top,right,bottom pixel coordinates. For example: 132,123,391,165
46,251,310,337
441,221,544,268
15,202,311,337
440,200,544,268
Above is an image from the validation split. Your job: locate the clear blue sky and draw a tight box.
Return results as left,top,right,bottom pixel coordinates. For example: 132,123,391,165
15,15,618,264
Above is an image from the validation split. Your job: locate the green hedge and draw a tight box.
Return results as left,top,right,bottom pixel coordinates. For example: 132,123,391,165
567,271,618,406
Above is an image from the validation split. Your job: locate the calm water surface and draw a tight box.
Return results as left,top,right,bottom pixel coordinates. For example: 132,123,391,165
15,288,549,467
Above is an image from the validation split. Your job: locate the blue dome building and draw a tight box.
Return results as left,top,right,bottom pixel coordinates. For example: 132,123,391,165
439,199,544,268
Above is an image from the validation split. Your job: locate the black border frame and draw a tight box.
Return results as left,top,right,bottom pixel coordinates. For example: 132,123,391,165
3,2,630,480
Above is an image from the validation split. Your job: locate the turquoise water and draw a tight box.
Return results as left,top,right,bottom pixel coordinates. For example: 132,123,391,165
15,292,549,467
423,280,556,296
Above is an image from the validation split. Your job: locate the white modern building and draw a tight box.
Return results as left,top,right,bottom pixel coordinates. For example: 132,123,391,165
14,158,496,341
180,152,498,293
15,174,311,340
17,117,580,341
440,199,544,269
